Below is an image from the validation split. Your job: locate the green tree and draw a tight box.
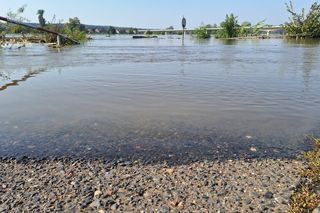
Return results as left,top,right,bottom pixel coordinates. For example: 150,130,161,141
65,17,85,32
216,14,239,38
128,28,135,34
284,1,320,38
37,9,46,27
194,26,211,39
145,30,153,35
63,17,87,43
107,26,117,35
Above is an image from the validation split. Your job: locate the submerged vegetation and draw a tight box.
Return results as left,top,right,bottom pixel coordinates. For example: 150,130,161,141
2,1,320,45
216,14,239,38
194,26,211,39
291,137,320,212
214,14,267,39
0,5,87,45
63,17,87,42
284,1,320,38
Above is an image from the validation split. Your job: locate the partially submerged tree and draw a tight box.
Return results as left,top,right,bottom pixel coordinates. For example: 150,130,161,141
194,26,211,39
216,14,239,38
63,17,87,43
284,1,320,38
37,9,46,27
107,26,117,35
128,28,135,34
65,17,85,32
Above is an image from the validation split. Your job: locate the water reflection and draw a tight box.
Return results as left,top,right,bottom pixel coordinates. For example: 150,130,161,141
302,46,318,90
217,39,239,45
284,38,320,46
0,68,46,91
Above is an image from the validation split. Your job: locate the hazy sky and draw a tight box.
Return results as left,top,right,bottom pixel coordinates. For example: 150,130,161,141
0,0,317,28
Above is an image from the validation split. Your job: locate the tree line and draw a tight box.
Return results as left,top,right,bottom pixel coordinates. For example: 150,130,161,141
194,1,320,39
1,1,320,41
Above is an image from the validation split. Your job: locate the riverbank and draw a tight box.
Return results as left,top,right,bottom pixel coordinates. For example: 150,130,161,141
0,157,303,212
291,138,320,212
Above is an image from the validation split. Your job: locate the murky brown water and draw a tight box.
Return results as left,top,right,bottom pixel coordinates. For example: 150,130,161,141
0,35,320,161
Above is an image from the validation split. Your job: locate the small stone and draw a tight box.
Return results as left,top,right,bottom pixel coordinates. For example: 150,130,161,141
250,147,257,152
89,199,100,209
165,169,174,175
0,206,6,212
159,206,170,213
313,207,320,213
143,191,150,198
94,190,102,197
49,192,56,199
264,191,274,199
106,189,113,196
111,203,118,210
170,200,179,207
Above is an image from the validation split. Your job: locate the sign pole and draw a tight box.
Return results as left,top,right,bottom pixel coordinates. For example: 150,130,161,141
182,17,186,46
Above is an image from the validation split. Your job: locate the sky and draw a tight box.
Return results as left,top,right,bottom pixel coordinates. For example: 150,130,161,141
0,0,317,28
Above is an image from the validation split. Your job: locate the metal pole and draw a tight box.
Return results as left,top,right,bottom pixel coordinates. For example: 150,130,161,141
182,29,185,46
57,35,61,47
182,17,186,46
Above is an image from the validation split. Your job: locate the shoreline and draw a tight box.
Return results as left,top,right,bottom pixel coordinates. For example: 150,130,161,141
0,157,304,212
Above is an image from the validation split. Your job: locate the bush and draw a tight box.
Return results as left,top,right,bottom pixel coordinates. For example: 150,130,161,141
194,26,211,39
63,17,87,44
285,1,320,38
216,14,239,38
145,30,153,35
44,17,87,45
63,28,87,44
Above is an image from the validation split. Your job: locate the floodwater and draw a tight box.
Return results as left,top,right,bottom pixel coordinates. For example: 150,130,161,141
0,35,320,162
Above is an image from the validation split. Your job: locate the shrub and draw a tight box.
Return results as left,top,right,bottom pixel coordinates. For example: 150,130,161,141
285,1,320,38
216,14,239,38
194,26,211,39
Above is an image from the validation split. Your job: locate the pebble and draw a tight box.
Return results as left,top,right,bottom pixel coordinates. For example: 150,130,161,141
159,206,170,213
264,191,274,199
250,147,257,152
94,190,102,197
313,207,320,213
111,203,118,210
0,158,304,212
90,199,101,209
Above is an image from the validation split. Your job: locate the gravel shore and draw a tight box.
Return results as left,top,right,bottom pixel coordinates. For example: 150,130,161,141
0,158,303,212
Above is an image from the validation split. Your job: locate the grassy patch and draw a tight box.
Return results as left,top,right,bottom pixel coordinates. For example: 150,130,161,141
291,137,320,212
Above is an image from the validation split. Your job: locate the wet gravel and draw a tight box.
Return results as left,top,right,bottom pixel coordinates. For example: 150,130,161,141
0,158,304,212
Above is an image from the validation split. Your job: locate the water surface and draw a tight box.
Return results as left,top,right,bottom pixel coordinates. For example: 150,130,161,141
1,35,320,162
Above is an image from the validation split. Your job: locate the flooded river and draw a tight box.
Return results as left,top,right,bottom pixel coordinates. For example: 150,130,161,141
0,35,320,162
